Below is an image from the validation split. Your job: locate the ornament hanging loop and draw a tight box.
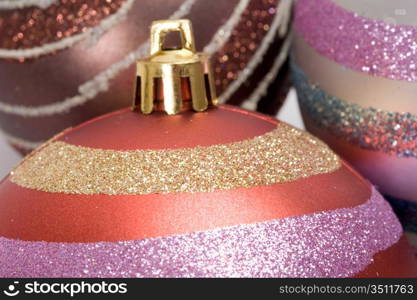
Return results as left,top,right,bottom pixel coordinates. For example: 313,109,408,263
133,19,218,115
150,19,196,55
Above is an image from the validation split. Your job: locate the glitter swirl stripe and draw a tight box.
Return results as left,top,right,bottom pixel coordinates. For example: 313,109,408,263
0,0,245,116
10,123,340,195
0,35,289,152
241,30,292,111
292,62,417,159
0,0,129,53
0,188,402,277
294,0,417,82
0,0,197,117
0,0,290,119
0,0,291,151
0,129,41,151
203,0,250,55
0,0,57,10
218,0,289,103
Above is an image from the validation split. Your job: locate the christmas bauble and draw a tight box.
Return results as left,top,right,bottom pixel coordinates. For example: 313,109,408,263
1,107,417,278
292,0,417,246
0,0,292,153
0,19,416,277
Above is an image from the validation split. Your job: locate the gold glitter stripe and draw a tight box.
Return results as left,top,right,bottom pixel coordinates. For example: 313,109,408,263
10,123,341,195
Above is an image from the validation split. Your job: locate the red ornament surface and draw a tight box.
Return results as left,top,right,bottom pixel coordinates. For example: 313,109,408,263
0,105,416,277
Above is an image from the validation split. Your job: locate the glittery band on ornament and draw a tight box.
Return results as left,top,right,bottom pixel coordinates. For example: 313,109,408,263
0,0,127,50
294,0,417,82
10,123,340,195
0,187,401,277
292,62,417,159
386,195,417,234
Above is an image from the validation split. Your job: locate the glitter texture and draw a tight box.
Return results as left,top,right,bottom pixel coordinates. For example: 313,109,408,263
386,195,417,234
213,0,279,94
292,62,417,158
0,188,401,277
10,123,340,195
295,0,417,82
0,0,126,50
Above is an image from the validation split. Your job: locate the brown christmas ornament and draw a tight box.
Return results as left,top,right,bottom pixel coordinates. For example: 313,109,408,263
0,0,292,153
0,19,416,278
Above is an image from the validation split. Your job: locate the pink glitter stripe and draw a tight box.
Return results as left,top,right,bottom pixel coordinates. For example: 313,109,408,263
0,188,401,278
294,0,417,82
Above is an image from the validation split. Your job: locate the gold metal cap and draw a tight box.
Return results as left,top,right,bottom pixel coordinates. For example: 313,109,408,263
133,19,218,115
